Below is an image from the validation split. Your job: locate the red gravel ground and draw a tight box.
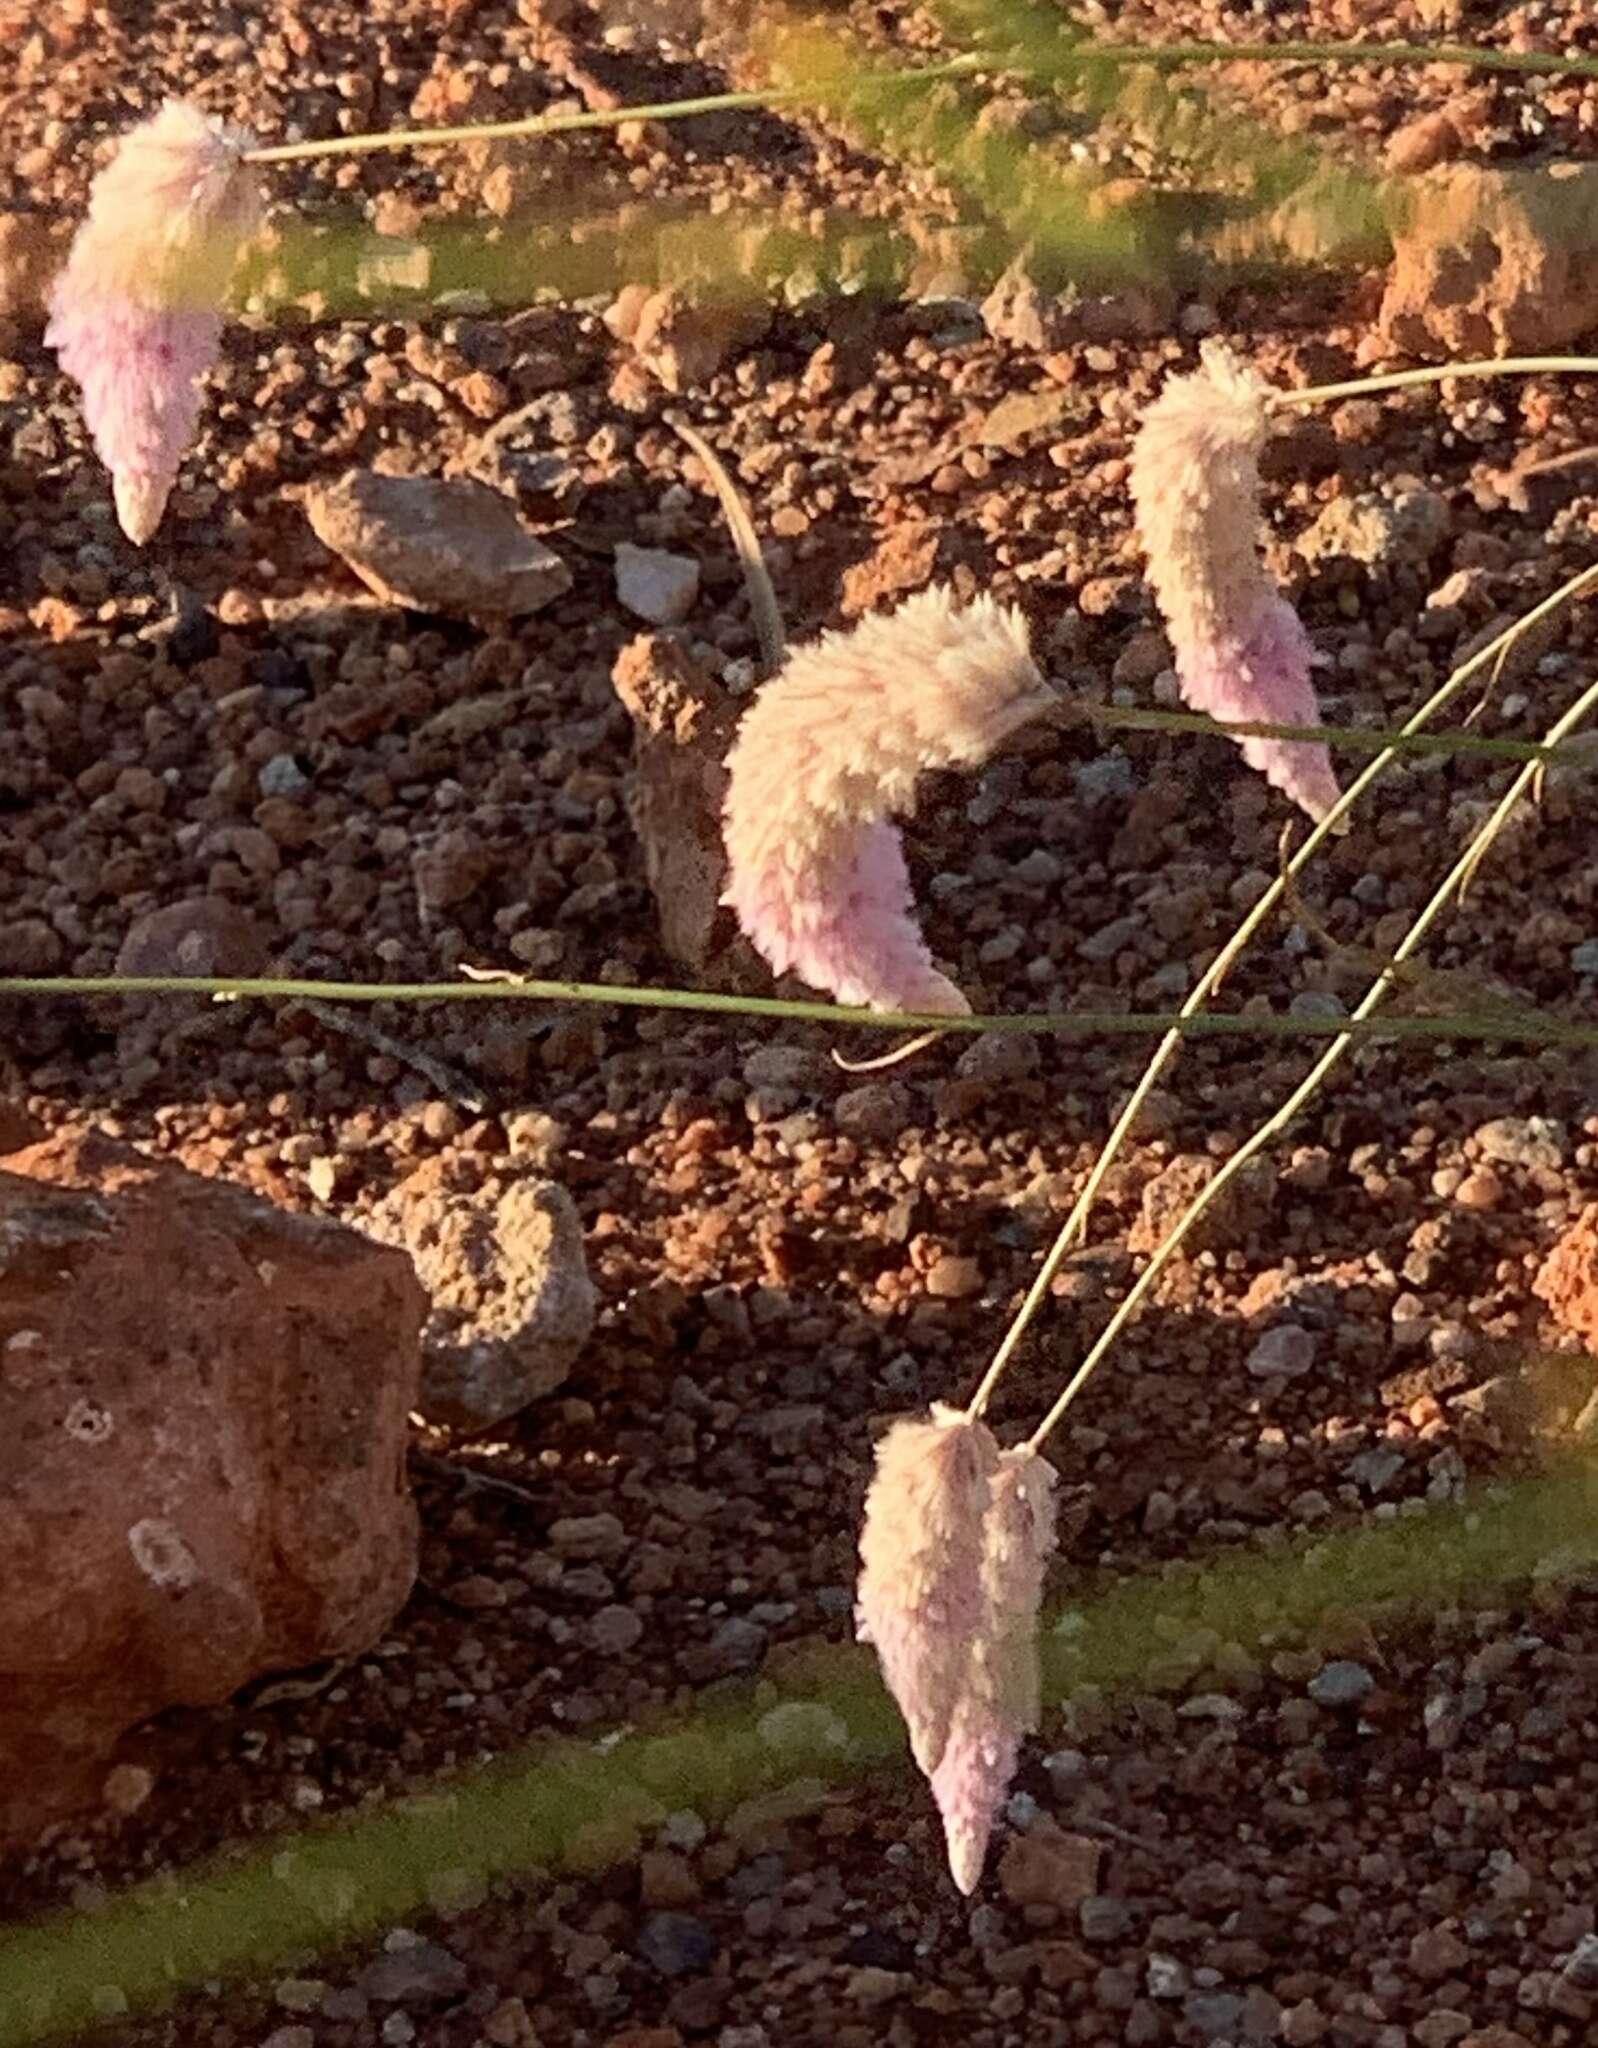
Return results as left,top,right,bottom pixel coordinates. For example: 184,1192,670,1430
9,2,1598,2045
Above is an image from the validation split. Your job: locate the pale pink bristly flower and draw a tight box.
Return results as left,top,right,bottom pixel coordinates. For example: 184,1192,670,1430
855,1403,999,1775
930,1445,1058,1894
723,588,1054,1011
1130,340,1341,825
46,100,262,545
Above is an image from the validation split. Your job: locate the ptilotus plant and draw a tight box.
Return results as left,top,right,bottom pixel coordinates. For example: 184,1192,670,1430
47,100,263,544
855,1406,997,1777
721,590,1054,1012
855,1412,1058,1891
855,350,1598,1890
1129,338,1341,824
678,424,1058,1017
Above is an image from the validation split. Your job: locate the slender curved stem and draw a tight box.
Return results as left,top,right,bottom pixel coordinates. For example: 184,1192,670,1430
1070,39,1598,86
240,59,985,164
0,973,1592,1047
1280,357,1598,410
1089,704,1562,764
240,36,1598,169
1025,662,1598,1454
962,559,1598,1422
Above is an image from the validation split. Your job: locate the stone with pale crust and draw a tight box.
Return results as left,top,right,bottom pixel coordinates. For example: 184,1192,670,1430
0,1129,424,1849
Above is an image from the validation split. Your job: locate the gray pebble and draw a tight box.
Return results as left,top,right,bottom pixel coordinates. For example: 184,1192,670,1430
1080,1895,1133,1943
1308,1660,1375,1708
637,1911,719,1977
358,1942,467,2006
1246,1324,1315,1379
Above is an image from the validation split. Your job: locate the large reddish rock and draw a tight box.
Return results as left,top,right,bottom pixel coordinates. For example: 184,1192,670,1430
1379,163,1598,360
0,1129,425,1849
1535,1204,1598,1350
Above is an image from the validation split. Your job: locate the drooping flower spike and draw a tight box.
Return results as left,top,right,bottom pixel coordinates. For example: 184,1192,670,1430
47,99,262,545
856,1404,999,1777
1130,339,1341,825
930,1445,1057,1893
722,587,1055,1013
856,1409,1060,1894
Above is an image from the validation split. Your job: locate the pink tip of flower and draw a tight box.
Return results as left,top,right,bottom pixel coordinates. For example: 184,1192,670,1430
1177,594,1343,825
728,817,970,1016
1130,340,1341,826
723,588,1053,1010
49,297,223,545
931,1694,1021,1897
46,100,261,545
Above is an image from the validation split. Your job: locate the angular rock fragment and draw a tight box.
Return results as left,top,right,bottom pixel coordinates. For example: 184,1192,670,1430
603,283,768,393
1380,162,1598,360
368,1160,596,1430
615,542,700,627
1535,1204,1598,1353
609,631,742,974
305,469,572,619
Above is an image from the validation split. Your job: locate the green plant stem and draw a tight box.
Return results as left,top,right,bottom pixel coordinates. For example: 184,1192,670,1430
1281,357,1598,409
1025,664,1598,1455
239,37,1598,169
240,60,985,164
963,558,1598,1423
1,975,1595,1047
1078,38,1598,85
1089,704,1563,764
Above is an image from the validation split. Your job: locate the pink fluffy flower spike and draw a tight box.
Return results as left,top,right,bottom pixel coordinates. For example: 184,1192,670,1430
930,1444,1058,1893
722,588,1055,1014
856,1403,999,1778
47,99,262,545
857,1409,1060,1894
1130,339,1342,826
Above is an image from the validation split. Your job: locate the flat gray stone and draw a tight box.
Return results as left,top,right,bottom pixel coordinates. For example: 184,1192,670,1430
306,469,571,619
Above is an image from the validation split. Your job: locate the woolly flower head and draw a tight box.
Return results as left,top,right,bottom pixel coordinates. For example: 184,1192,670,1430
856,1412,1060,1895
930,1445,1057,1894
47,100,262,544
722,588,1054,1011
1130,339,1340,826
856,1403,998,1776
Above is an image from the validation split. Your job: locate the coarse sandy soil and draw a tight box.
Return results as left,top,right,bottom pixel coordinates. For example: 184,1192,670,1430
10,1,1598,2044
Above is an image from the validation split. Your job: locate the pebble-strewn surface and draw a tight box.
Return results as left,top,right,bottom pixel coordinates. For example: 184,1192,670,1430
9,1,1598,2043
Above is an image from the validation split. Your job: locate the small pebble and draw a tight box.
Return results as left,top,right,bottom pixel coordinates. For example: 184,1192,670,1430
1308,1660,1375,1708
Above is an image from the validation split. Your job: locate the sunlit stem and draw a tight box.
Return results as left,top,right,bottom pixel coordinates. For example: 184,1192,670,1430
1090,704,1561,764
1024,661,1598,1454
963,559,1598,1423
1062,39,1598,86
241,59,985,165
1280,357,1598,409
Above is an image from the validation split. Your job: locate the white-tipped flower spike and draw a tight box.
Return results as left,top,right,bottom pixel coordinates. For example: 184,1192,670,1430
46,100,262,545
722,587,1055,1012
930,1445,1058,1894
856,1403,1000,1776
1130,339,1341,825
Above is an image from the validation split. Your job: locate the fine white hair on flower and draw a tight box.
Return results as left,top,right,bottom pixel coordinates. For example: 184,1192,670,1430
46,99,262,545
856,1412,1060,1896
855,1403,1000,1777
1130,338,1342,826
722,586,1055,1013
930,1445,1057,1894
